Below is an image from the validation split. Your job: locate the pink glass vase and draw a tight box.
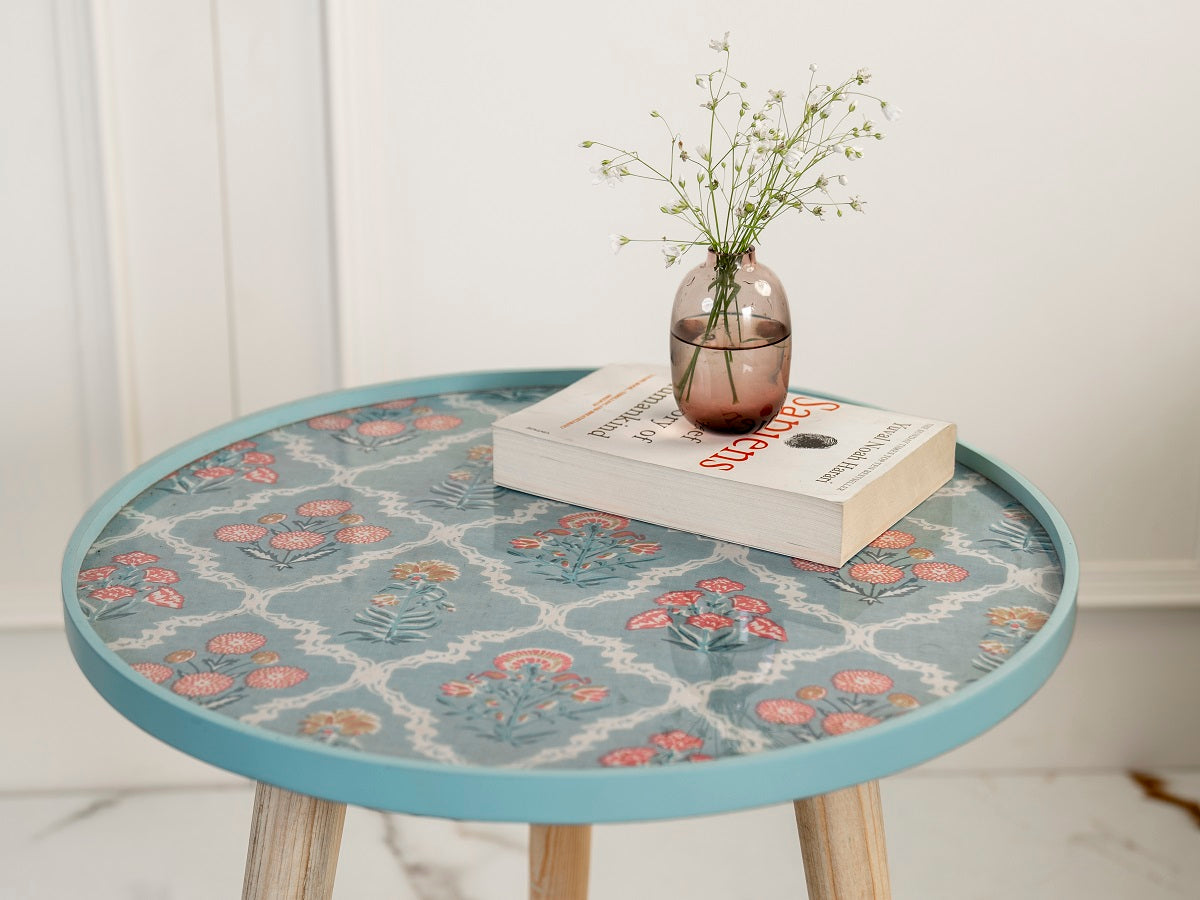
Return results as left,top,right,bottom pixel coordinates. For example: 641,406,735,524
669,248,792,434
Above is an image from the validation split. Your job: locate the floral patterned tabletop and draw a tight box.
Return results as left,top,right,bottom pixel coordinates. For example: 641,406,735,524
64,371,1075,820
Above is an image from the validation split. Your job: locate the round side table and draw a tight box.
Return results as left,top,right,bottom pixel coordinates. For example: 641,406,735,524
62,369,1077,900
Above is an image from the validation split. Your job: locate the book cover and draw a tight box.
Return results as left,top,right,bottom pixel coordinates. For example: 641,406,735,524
492,364,956,563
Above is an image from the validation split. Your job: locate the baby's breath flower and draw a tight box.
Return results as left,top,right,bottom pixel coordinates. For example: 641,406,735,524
809,63,818,73
591,163,622,187
881,101,902,122
582,40,894,259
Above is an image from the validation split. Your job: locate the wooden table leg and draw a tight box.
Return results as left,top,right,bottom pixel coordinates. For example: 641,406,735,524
793,780,891,900
529,823,591,900
242,781,348,900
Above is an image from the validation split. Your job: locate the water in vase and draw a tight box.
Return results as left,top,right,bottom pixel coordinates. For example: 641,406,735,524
669,314,792,434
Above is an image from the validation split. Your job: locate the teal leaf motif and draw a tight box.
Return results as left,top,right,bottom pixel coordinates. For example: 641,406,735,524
340,564,457,645
437,649,609,746
418,446,503,510
288,545,341,564
980,514,1057,557
507,512,662,586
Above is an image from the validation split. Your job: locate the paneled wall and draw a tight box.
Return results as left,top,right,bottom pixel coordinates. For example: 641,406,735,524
1,0,335,627
4,0,1198,636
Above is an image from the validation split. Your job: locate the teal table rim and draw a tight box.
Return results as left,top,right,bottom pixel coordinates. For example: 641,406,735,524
62,368,1079,824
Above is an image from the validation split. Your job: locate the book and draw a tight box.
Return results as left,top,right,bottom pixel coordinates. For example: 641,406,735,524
491,364,956,565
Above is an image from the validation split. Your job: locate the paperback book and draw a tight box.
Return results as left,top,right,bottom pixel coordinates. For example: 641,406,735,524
492,364,956,565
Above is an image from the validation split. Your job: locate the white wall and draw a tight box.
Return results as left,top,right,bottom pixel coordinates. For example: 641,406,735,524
329,0,1200,608
0,0,335,628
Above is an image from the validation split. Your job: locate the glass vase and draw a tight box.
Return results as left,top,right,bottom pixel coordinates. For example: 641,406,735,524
669,247,792,434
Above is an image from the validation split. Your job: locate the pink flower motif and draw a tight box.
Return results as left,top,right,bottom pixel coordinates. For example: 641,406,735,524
696,577,745,593
142,567,179,584
308,414,354,431
831,669,894,695
296,499,353,518
649,730,704,752
912,562,969,583
145,587,184,609
375,398,417,410
207,632,267,655
113,551,159,566
870,530,915,549
413,414,463,431
440,680,475,697
822,712,882,735
654,590,704,607
747,617,787,641
90,585,137,602
557,511,630,531
755,698,816,725
245,666,309,689
269,531,325,551
194,466,236,479
791,558,839,573
215,524,268,543
131,662,173,684
572,686,609,702
243,467,278,484
172,672,235,698
335,525,391,544
627,542,662,555
79,566,118,582
357,420,407,437
599,746,658,767
686,613,736,631
626,609,672,630
493,648,574,673
227,441,257,451
510,537,541,549
848,562,905,585
732,595,771,614
242,452,275,465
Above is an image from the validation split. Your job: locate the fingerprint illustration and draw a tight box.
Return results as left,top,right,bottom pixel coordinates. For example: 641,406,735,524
786,433,838,449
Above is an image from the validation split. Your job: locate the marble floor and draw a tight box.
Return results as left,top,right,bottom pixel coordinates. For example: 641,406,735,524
3,769,1197,899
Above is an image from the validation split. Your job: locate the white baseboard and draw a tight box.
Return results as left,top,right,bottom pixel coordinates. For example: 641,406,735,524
1080,559,1200,608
